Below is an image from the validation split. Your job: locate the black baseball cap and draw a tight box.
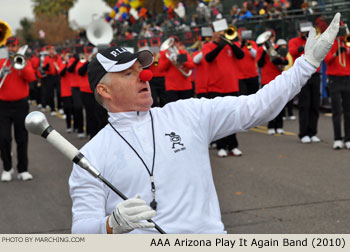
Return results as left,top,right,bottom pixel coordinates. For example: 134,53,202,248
87,47,153,91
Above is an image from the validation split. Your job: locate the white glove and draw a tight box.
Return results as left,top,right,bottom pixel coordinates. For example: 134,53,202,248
304,12,340,68
108,195,156,234
169,53,177,62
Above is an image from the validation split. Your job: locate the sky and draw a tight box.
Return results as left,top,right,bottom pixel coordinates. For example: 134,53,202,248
0,0,112,33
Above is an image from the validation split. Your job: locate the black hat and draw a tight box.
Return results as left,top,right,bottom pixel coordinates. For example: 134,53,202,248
87,47,153,91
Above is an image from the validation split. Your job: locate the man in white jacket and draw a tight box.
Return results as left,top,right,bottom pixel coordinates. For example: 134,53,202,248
69,13,340,234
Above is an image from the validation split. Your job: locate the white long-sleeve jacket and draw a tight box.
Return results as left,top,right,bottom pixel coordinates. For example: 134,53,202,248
69,56,315,234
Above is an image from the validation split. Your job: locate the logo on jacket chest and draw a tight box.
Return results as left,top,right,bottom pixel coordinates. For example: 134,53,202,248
165,132,186,153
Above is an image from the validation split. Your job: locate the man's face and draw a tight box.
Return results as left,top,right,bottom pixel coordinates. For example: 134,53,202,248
103,61,153,113
7,44,18,53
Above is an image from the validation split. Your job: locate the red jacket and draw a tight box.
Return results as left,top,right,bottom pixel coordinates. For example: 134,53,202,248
158,49,195,91
68,57,81,88
0,58,36,101
256,46,283,85
204,42,240,93
192,44,212,94
237,40,259,79
58,61,72,97
30,55,41,79
43,55,62,75
77,61,92,93
148,52,165,78
288,36,320,72
324,39,350,76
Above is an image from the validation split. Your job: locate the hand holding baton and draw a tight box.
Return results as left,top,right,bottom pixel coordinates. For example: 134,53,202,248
25,111,166,234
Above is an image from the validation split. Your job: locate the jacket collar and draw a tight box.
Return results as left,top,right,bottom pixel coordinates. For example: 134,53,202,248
108,110,150,127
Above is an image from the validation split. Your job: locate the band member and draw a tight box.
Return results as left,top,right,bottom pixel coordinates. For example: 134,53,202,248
29,48,42,107
67,45,85,138
68,13,340,233
0,36,36,181
324,24,350,150
257,30,289,135
237,28,260,96
192,27,213,98
147,38,166,107
158,36,195,103
42,45,63,116
289,21,322,144
276,39,297,121
59,48,74,133
205,21,244,157
77,46,108,139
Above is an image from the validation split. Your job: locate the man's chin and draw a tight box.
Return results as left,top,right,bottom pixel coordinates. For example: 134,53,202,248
136,99,153,112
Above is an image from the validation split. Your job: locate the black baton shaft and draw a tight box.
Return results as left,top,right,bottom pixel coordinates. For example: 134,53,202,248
97,175,166,234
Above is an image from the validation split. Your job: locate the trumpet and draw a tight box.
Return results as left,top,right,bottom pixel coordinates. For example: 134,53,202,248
160,37,192,77
345,33,350,47
219,25,238,45
0,44,28,88
244,41,252,50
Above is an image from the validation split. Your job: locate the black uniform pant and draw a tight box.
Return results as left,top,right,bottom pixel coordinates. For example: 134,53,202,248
62,96,73,129
81,92,97,138
45,75,62,111
150,77,166,108
40,77,47,108
328,75,350,142
166,89,193,104
268,109,284,129
208,92,239,150
238,76,260,96
0,98,29,173
71,87,84,134
298,73,321,139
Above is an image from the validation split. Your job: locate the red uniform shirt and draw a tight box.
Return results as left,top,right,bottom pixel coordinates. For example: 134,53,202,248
30,55,40,78
192,44,212,94
236,40,259,79
0,59,36,101
58,61,72,97
256,46,282,85
204,42,240,93
68,57,81,88
257,46,282,85
288,36,320,72
76,61,92,93
43,55,62,75
148,53,165,78
158,49,195,91
324,39,350,76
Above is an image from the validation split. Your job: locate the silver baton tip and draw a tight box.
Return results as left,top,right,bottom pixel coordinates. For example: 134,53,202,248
25,111,50,135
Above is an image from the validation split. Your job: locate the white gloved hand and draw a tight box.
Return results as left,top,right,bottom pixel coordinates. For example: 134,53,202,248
108,194,156,234
169,53,177,62
304,12,340,68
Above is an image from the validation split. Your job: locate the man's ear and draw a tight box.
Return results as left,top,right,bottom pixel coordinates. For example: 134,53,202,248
96,83,111,99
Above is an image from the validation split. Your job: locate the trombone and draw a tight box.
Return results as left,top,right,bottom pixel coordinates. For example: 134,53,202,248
0,45,28,88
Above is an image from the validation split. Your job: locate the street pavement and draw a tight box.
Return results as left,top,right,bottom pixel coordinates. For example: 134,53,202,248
0,105,349,234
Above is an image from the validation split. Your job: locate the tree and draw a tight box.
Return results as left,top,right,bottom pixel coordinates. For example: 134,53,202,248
16,18,35,45
31,0,78,17
101,0,116,8
32,14,77,45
